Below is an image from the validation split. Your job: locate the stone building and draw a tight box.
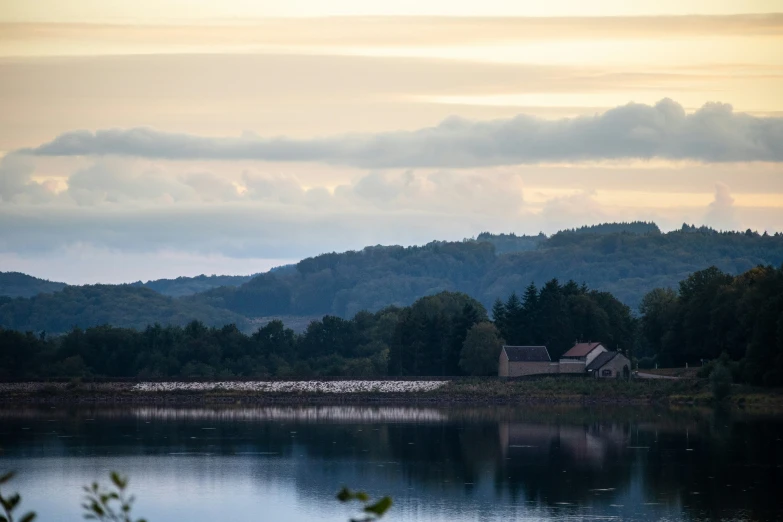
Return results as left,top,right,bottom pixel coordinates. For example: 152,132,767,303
586,351,631,379
498,345,556,377
497,341,631,379
558,342,608,374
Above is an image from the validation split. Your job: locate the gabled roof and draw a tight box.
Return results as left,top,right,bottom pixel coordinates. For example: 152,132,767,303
562,342,604,358
586,351,620,371
503,345,551,362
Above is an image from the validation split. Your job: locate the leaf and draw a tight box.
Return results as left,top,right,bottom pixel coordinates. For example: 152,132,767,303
110,472,127,490
5,493,20,511
363,496,392,517
19,512,36,522
0,515,8,522
354,491,369,502
0,472,14,485
336,487,352,502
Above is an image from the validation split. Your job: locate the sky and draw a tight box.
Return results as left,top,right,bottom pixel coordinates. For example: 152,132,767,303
0,0,782,283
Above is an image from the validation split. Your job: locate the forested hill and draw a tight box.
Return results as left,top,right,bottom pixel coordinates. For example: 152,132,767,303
0,272,67,298
130,274,258,297
2,223,782,332
190,226,783,318
0,285,247,333
0,272,257,299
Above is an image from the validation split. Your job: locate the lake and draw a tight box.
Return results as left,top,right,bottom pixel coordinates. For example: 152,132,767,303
0,404,781,521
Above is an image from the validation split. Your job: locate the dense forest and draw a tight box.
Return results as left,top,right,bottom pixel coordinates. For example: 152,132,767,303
0,285,247,333
0,272,66,298
0,271,258,300
129,273,258,297
0,281,633,380
191,224,783,319
4,266,781,386
2,223,783,334
638,265,783,386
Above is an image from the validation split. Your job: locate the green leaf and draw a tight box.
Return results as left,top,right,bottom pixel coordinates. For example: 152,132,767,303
336,487,352,502
363,496,392,517
5,493,20,511
0,515,8,522
110,472,127,490
355,491,369,502
0,472,14,485
19,512,36,522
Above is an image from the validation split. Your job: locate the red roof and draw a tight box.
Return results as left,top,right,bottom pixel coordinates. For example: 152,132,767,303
562,342,604,358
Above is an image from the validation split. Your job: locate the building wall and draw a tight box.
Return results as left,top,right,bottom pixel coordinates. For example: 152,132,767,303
595,354,631,379
507,361,559,377
559,360,586,374
498,351,509,377
584,345,608,367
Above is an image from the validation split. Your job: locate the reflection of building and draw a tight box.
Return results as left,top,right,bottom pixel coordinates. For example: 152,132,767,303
498,346,557,377
499,421,630,463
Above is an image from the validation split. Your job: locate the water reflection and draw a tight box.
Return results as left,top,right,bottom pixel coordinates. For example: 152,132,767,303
0,405,780,521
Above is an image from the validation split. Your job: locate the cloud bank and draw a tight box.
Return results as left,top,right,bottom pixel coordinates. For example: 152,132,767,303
26,100,783,168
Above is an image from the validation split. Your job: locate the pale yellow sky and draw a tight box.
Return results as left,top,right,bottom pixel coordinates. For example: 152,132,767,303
1,0,782,282
2,0,783,22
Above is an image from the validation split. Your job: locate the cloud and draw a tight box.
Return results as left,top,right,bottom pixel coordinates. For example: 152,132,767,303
537,191,608,231
25,100,783,167
347,169,524,215
66,159,199,205
0,153,57,203
704,182,739,231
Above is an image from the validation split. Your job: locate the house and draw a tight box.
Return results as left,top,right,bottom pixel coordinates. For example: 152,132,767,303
559,342,608,374
497,341,632,379
586,351,631,379
498,345,556,377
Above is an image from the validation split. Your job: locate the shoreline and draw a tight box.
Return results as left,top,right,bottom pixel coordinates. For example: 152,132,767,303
0,392,654,406
2,378,782,411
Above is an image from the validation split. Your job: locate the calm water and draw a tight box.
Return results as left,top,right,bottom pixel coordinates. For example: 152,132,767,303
0,404,781,521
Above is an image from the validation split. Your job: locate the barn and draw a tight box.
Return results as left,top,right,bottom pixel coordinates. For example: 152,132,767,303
498,345,556,377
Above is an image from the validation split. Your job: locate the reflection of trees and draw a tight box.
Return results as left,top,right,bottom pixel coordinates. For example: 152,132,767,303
1,405,780,520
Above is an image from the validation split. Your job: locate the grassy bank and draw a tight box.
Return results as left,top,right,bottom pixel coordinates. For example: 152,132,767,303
437,377,783,411
2,377,783,411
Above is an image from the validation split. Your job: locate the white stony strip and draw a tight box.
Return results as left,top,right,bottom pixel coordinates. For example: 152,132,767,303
131,380,448,393
131,406,449,423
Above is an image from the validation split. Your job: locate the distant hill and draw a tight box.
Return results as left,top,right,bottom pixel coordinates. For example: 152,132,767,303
0,272,67,298
558,221,661,236
131,274,258,297
189,224,783,317
0,272,258,299
0,284,247,333
4,222,782,332
474,232,545,255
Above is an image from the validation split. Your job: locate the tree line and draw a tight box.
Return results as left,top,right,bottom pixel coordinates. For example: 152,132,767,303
638,264,783,386
2,265,783,386
0,281,633,380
